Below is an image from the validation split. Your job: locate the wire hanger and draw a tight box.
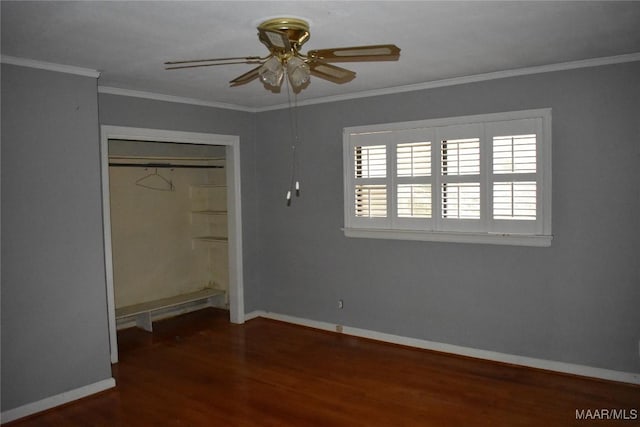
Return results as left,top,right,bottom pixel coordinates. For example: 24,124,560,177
135,168,175,191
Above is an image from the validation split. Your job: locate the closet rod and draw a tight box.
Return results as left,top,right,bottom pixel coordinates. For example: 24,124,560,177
108,162,224,169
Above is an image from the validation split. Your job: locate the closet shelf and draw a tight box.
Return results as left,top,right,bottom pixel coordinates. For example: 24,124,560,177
192,236,228,249
192,236,228,242
115,288,225,319
191,184,227,188
191,210,228,215
115,288,226,332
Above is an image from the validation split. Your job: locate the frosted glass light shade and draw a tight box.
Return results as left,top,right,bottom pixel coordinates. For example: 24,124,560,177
286,56,310,88
259,56,284,86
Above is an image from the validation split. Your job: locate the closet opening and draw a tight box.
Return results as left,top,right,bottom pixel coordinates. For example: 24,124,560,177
100,126,244,364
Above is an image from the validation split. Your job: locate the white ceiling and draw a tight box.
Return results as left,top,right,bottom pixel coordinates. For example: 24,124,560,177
2,1,640,110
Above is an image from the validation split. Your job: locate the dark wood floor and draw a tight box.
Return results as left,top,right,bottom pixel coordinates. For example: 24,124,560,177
7,308,640,426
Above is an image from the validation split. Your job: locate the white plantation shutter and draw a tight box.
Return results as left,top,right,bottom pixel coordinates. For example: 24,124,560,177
493,181,536,220
353,144,388,219
492,133,538,222
394,137,434,229
397,184,431,218
344,109,551,245
355,184,387,218
440,137,481,220
354,144,386,179
436,125,483,231
347,133,391,229
397,142,431,177
441,183,481,219
486,118,544,234
493,134,536,174
440,138,480,176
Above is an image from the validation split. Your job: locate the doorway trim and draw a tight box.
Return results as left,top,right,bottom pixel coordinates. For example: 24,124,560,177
100,125,244,363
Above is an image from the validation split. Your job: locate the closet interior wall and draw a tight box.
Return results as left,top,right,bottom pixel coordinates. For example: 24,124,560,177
108,140,228,328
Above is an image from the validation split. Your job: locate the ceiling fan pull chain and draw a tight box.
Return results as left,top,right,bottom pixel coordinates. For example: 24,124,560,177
292,90,301,199
285,76,302,206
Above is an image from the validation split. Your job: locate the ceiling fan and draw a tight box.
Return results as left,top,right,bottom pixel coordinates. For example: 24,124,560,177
164,17,401,92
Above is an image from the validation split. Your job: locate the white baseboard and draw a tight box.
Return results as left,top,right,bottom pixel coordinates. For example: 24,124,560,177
243,310,265,321
245,310,640,386
4,309,636,424
1,378,116,424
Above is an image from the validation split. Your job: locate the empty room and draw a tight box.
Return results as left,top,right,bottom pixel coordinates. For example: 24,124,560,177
1,1,639,425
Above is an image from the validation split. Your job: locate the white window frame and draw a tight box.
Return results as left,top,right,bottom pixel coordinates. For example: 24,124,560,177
343,109,552,247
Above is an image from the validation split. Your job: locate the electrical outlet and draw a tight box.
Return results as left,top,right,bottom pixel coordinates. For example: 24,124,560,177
338,299,344,309
336,325,343,333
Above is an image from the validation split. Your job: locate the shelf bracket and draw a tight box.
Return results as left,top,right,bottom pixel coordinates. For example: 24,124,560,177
135,312,153,332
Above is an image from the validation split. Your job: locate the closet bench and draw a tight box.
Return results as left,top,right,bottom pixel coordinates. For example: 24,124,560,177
115,288,225,332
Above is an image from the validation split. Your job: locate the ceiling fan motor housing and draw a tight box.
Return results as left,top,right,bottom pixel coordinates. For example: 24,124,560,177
257,17,310,55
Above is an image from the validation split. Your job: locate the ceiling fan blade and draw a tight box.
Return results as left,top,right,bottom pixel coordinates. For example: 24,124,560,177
229,65,262,87
307,44,400,63
309,61,356,84
165,60,263,70
165,56,263,66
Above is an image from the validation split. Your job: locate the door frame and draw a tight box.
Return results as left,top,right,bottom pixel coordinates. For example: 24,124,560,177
100,125,245,363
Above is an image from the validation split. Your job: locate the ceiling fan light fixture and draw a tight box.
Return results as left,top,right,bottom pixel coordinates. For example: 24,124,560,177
286,56,310,88
258,56,284,87
165,16,400,92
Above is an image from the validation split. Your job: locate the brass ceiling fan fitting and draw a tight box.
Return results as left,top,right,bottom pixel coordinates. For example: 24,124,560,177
164,16,401,91
257,17,310,54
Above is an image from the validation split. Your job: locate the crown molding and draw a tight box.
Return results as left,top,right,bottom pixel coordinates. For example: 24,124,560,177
97,86,255,113
255,52,640,112
0,55,100,78
11,51,635,112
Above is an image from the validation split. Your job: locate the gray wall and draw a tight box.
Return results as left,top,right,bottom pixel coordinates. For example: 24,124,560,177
2,60,638,415
255,61,640,374
1,65,112,410
98,94,261,312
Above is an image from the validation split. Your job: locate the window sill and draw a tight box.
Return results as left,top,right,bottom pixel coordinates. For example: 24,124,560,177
343,227,552,247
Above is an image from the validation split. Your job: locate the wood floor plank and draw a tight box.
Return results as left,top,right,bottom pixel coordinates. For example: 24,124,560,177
6,308,639,426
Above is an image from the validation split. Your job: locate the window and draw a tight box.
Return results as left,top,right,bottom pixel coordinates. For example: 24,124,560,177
343,109,552,246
